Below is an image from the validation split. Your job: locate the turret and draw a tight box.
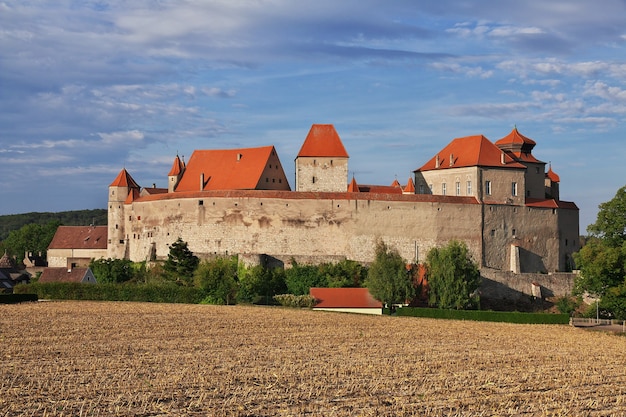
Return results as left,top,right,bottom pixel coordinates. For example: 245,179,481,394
295,124,349,192
168,154,185,193
107,168,139,259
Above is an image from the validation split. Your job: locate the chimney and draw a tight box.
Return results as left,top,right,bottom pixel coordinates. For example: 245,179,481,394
449,153,454,166
237,153,242,161
200,172,204,190
501,152,506,165
435,155,440,168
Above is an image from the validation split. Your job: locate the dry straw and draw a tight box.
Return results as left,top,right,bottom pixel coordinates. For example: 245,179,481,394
1,301,626,416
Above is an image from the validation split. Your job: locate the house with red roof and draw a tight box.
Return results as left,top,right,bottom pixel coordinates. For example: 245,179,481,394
310,287,383,315
47,226,107,269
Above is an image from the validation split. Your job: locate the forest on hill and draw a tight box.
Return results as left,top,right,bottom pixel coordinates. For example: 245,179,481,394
0,209,107,241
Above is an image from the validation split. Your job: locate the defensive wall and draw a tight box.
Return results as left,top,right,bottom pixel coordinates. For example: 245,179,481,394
111,188,578,274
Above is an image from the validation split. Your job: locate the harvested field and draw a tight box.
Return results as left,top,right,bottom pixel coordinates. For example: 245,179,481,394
1,301,626,416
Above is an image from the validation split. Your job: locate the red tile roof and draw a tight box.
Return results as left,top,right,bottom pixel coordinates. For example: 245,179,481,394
347,176,360,192
404,177,415,193
48,226,108,250
168,155,185,176
546,166,560,182
109,168,140,188
495,127,536,147
310,287,383,309
525,198,578,210
174,146,290,192
391,179,401,187
39,267,94,283
297,124,349,158
416,135,526,172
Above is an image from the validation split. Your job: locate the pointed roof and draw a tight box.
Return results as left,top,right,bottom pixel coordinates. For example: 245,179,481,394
0,251,14,269
347,176,360,192
297,124,349,158
546,166,560,183
391,178,401,188
174,145,289,192
310,287,382,309
168,154,185,176
403,177,415,194
416,135,525,172
48,226,108,250
495,128,543,163
109,168,140,188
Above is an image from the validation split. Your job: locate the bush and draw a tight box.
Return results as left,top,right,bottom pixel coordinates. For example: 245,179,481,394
193,257,238,305
273,294,317,308
14,282,206,304
555,296,580,316
395,307,569,324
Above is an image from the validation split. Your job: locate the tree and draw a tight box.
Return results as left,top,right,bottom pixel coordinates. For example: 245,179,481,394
284,261,328,295
237,265,287,304
573,186,626,317
162,238,199,286
89,258,134,284
320,259,367,288
194,256,238,304
426,240,480,310
586,186,626,247
3,220,60,263
365,241,414,313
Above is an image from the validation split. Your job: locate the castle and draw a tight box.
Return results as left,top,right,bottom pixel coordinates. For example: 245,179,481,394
107,124,579,275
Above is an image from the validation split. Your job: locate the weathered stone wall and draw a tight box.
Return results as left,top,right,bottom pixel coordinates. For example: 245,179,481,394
295,157,348,192
480,268,576,300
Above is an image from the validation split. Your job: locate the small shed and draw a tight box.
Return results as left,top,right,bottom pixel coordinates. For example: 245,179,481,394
310,287,383,315
39,267,97,284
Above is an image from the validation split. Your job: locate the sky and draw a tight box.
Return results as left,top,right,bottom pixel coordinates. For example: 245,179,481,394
1,1,625,232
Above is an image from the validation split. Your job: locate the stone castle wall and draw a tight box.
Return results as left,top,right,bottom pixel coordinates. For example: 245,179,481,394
108,190,578,274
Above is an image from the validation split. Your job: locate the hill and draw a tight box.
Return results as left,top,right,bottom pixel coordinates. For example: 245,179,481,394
0,209,107,241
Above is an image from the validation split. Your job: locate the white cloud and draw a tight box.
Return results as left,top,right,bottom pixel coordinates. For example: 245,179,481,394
98,130,145,145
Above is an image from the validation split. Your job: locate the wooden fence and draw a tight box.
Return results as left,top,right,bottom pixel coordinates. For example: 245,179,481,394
570,317,626,333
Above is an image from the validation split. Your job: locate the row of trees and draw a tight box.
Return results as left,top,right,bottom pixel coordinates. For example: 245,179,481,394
88,237,481,310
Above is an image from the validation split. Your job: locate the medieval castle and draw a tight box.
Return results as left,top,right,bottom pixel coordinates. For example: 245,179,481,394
106,124,579,276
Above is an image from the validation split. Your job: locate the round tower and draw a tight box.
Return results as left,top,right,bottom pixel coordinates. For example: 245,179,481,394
107,168,139,259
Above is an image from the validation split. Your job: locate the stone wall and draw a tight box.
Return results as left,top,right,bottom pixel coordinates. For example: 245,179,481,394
480,268,576,302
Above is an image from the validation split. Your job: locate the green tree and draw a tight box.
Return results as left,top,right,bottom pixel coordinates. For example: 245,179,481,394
426,240,480,310
89,258,134,284
365,241,414,313
573,238,625,296
320,259,367,288
284,261,327,295
573,186,626,310
3,220,60,263
194,256,238,304
163,238,199,286
237,265,287,304
586,186,626,247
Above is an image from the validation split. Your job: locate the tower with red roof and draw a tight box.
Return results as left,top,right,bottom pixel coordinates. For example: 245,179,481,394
295,124,349,192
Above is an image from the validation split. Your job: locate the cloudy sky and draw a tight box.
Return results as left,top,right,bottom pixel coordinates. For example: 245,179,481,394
1,1,625,231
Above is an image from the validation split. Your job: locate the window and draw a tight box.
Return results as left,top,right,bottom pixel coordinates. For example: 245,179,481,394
442,183,447,195
511,182,518,196
429,184,433,193
312,176,316,184
512,228,516,236
419,184,424,194
466,181,472,195
199,200,203,206
536,167,540,174
485,180,492,195
455,182,460,196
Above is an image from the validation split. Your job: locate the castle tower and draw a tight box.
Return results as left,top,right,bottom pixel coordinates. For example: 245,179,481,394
168,154,185,193
545,165,560,201
495,128,546,199
107,168,140,259
295,124,349,192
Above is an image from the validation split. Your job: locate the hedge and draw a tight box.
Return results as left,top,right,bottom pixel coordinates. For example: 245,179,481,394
394,307,569,324
0,293,38,304
14,282,207,304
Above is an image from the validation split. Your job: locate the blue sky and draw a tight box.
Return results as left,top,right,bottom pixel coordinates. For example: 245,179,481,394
1,1,625,232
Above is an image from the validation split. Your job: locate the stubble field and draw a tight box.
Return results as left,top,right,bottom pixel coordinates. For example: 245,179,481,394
1,301,626,416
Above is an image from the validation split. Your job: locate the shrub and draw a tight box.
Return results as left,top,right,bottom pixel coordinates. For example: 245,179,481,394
274,294,317,308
